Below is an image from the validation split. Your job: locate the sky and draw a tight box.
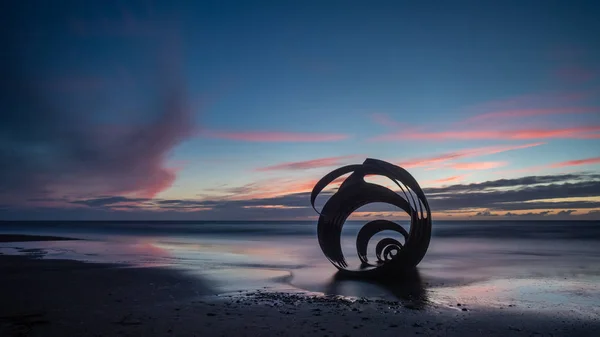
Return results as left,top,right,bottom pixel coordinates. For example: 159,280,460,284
1,0,599,221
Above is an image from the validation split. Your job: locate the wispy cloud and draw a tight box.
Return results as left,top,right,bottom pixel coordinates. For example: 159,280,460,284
550,156,600,168
242,205,306,209
425,173,600,193
464,88,598,113
374,126,600,141
463,107,598,123
373,87,600,142
216,175,348,200
427,175,468,185
200,130,349,142
397,142,543,168
498,156,600,175
255,155,359,171
449,161,508,170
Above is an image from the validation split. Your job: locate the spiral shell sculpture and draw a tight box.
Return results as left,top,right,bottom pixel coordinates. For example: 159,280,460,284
311,158,431,278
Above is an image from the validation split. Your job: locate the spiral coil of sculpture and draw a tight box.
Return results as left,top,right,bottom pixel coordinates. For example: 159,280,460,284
311,158,431,278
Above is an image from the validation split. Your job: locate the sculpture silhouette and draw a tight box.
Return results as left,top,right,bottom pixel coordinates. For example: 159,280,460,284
311,158,431,278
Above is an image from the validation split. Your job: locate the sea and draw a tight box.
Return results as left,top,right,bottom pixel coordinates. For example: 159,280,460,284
1,220,599,313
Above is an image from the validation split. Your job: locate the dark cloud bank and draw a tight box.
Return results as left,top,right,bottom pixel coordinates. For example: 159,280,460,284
2,173,599,220
0,2,193,204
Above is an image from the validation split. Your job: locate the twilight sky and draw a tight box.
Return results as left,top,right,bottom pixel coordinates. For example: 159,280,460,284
1,0,599,220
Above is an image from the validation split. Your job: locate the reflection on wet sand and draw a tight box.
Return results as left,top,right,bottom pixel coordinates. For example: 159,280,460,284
324,268,428,309
1,222,599,316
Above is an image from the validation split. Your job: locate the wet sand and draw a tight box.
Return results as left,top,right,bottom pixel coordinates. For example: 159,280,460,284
1,262,598,335
1,234,599,336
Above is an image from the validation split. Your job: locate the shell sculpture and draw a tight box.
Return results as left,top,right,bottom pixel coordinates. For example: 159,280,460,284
310,158,431,278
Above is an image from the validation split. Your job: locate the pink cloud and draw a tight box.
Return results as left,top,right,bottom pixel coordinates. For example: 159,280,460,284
426,175,468,185
398,142,543,168
550,157,600,168
256,155,359,171
374,126,600,141
399,153,465,168
201,130,349,142
449,161,508,170
243,205,306,209
496,156,600,176
211,175,350,201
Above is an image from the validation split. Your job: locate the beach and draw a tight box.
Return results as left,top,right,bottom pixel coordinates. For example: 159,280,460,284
1,221,599,336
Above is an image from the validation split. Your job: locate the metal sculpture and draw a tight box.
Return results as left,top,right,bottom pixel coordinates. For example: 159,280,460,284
311,158,431,278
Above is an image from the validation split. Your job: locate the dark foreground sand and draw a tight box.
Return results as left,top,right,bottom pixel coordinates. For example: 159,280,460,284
1,236,599,336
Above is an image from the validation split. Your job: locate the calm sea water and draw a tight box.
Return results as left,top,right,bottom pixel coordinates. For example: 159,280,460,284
1,220,599,312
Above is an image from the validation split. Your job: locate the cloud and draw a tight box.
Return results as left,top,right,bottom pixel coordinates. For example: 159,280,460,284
4,172,600,220
475,210,498,216
463,107,598,123
424,176,600,211
503,211,554,217
210,175,349,200
71,196,213,211
449,161,507,170
242,205,307,209
425,173,600,193
497,156,600,176
199,130,349,142
71,196,151,208
373,126,600,141
463,88,598,114
372,87,600,142
428,175,467,185
492,201,600,211
255,155,359,171
0,3,193,203
398,142,543,168
550,156,600,168
89,174,600,213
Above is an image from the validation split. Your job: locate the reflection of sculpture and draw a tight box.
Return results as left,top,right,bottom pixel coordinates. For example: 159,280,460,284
326,268,427,307
311,158,431,278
